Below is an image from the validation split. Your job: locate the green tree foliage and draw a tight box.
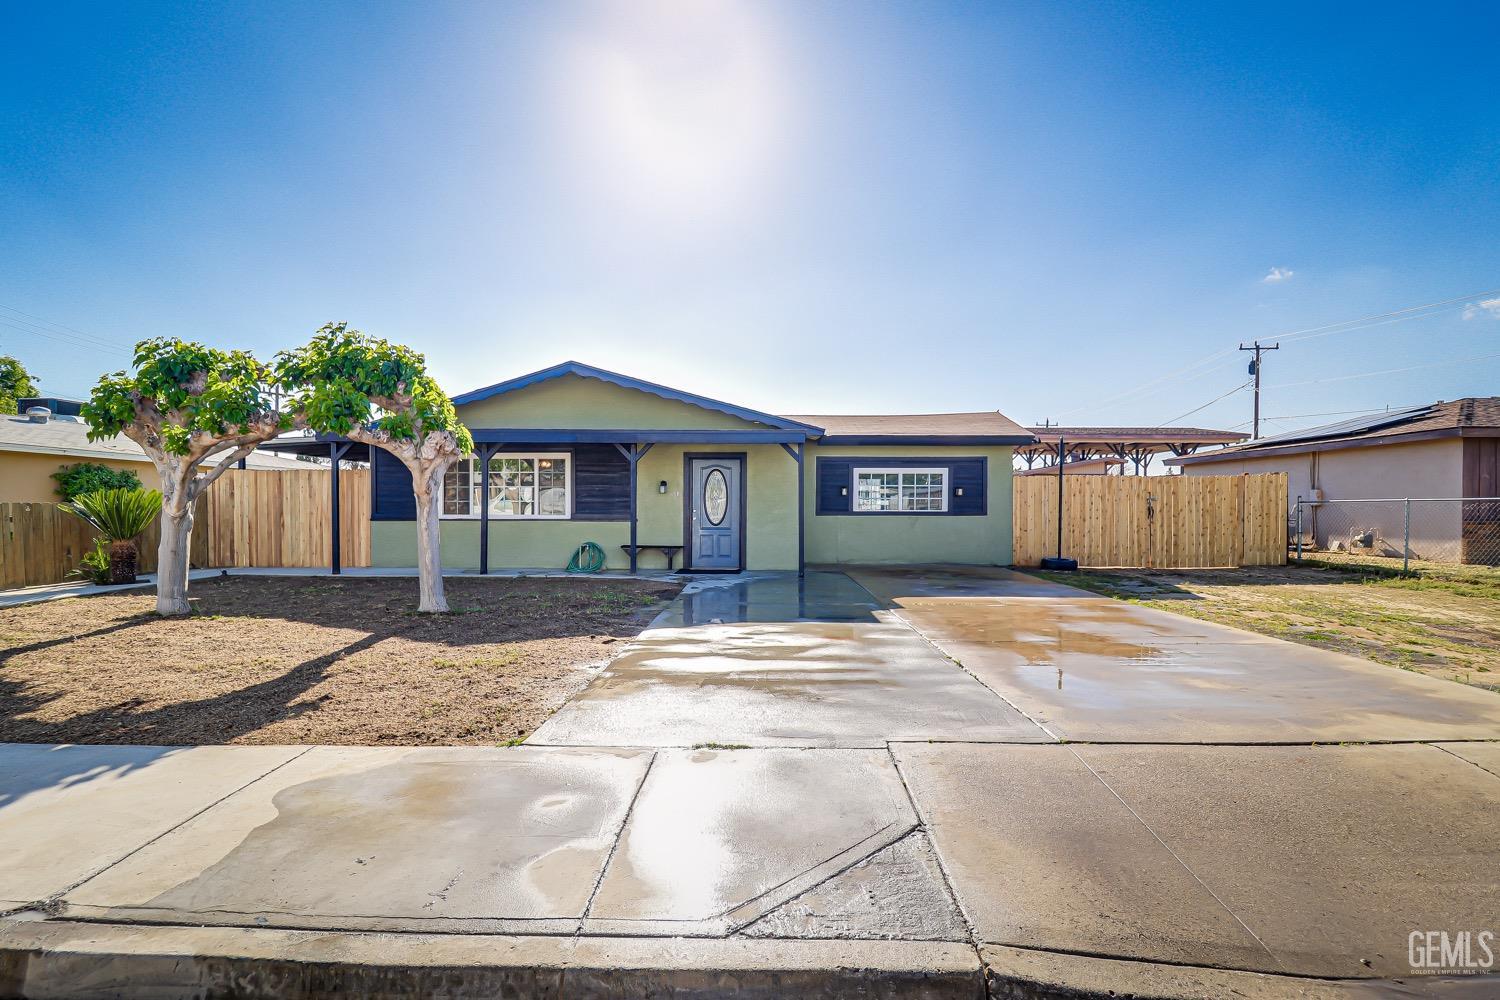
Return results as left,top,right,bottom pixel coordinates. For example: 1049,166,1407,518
0,354,39,415
279,322,472,613
276,323,473,453
51,462,144,501
82,338,293,455
81,338,298,614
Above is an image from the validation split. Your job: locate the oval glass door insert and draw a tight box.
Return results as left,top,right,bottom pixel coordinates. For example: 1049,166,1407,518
703,469,728,525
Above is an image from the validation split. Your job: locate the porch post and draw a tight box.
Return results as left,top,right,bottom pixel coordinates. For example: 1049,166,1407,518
780,441,805,577
629,445,638,573
329,442,350,575
479,444,495,575
797,441,805,576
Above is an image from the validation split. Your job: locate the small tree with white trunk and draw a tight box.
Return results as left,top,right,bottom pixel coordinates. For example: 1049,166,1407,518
82,339,299,615
278,323,472,613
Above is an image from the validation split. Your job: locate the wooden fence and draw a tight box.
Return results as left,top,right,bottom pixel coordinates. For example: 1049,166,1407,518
1013,472,1287,568
204,469,370,568
0,468,369,589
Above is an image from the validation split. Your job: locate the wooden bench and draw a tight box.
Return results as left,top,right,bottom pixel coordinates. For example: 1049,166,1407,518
620,544,685,571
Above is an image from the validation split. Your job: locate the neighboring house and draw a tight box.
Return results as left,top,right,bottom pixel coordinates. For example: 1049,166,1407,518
354,362,1033,572
1,398,312,503
1168,398,1500,562
1016,457,1124,476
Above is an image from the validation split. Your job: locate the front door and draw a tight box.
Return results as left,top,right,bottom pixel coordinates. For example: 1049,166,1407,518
688,456,743,571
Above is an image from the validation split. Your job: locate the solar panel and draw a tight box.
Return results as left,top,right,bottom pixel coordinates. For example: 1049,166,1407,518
1249,405,1433,448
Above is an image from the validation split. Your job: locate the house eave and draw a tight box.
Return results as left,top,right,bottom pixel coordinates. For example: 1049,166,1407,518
815,434,1036,447
451,361,824,434
1168,427,1465,465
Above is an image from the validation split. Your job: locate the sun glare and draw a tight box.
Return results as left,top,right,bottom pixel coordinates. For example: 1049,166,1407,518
554,0,791,232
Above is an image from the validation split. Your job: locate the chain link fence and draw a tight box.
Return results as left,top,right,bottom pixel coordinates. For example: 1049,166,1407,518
1292,498,1500,571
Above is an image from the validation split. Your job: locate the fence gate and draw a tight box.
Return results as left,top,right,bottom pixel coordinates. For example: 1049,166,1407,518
1013,472,1287,568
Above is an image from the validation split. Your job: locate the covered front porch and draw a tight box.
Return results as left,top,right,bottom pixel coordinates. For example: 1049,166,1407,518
263,428,812,576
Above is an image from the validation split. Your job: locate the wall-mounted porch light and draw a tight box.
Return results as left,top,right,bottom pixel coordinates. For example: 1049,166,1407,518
658,480,669,494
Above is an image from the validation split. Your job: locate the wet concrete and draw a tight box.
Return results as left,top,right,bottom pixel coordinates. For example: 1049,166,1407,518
657,570,885,626
851,565,1500,742
62,746,651,934
531,570,1047,747
741,832,968,942
530,619,1048,747
584,748,920,935
897,742,1500,978
0,744,304,907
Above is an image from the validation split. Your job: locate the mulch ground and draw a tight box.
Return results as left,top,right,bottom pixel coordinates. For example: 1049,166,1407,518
0,575,680,746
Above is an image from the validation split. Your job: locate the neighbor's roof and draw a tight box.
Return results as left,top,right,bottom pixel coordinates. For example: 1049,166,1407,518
1026,426,1244,444
0,415,313,470
452,360,825,434
781,411,1035,444
1017,457,1124,476
1171,398,1500,466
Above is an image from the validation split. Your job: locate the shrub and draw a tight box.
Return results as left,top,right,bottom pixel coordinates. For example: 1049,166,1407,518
71,538,111,585
52,462,143,501
59,488,164,585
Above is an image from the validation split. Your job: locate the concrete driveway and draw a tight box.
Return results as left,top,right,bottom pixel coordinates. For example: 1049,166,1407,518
850,564,1500,743
530,571,1049,748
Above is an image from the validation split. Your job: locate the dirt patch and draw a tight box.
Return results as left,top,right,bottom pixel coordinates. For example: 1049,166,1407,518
0,575,680,746
1034,565,1500,692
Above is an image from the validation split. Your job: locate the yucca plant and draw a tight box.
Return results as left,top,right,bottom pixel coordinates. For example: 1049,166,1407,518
60,488,164,585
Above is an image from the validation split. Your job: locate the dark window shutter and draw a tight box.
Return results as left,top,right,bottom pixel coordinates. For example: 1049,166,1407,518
572,445,631,521
948,458,987,515
816,459,853,514
371,448,416,521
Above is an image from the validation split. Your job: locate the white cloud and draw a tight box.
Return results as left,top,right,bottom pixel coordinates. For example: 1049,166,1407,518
1262,266,1295,284
1462,298,1500,320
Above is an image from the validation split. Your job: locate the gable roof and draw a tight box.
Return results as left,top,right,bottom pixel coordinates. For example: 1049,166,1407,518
452,361,824,433
782,411,1034,444
1171,397,1500,466
0,414,312,470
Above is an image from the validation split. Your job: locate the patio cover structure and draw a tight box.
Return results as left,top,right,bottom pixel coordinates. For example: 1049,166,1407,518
1019,426,1245,475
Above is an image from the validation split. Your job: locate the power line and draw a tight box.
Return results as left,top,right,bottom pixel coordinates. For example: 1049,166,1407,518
1158,379,1253,426
1266,350,1500,390
1273,287,1500,346
0,302,129,351
1059,284,1498,421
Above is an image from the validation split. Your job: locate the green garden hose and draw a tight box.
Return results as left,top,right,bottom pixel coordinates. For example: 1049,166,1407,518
566,540,607,574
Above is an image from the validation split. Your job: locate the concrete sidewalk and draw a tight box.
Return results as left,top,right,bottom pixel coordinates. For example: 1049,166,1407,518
3,568,1499,997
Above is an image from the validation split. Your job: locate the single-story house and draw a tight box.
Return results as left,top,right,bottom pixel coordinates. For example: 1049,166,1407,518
1168,398,1499,563
360,362,1035,572
1,397,311,503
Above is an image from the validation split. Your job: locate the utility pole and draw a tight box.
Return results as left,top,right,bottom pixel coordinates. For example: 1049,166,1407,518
1239,340,1279,439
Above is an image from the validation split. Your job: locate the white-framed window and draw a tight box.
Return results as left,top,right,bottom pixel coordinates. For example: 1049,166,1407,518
853,467,948,513
441,453,572,519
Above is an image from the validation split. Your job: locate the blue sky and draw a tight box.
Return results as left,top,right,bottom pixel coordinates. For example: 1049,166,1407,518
1,1,1497,435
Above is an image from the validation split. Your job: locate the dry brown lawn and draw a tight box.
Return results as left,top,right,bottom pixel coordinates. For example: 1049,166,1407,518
1035,563,1500,692
0,575,679,746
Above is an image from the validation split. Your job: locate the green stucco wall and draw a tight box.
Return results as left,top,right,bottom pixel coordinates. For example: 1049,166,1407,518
371,374,1016,571
372,519,636,571
802,444,1014,566
635,444,799,571
370,443,802,572
455,374,767,431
